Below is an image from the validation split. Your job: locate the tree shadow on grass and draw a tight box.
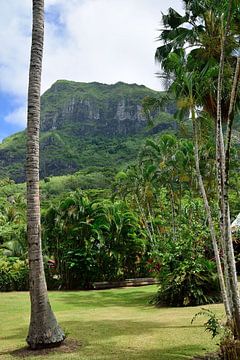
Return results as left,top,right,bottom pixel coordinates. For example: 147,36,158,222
0,319,203,342
9,339,82,358
0,317,213,359
56,287,158,309
61,320,206,360
87,345,212,360
58,319,210,359
0,338,86,359
1,343,210,360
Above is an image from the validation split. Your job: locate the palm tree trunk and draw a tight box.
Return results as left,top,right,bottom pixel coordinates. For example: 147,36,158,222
224,57,240,336
221,56,240,328
216,131,233,318
169,185,176,241
225,56,240,187
216,0,240,338
135,195,154,244
146,201,156,243
192,109,231,319
26,0,65,349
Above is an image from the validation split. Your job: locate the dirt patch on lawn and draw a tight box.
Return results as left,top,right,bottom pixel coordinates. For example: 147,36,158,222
10,338,82,358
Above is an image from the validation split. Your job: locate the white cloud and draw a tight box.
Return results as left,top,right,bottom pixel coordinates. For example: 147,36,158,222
1,0,183,127
4,106,27,126
41,0,183,92
0,1,31,96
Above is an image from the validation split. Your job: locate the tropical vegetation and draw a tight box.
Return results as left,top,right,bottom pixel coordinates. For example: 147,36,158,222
1,0,240,358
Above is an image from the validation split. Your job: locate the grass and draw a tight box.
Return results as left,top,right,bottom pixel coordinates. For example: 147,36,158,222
0,285,223,360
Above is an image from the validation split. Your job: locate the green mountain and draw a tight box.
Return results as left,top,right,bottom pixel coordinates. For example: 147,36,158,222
0,80,175,183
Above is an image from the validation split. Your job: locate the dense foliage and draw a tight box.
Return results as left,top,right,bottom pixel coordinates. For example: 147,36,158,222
1,131,236,306
43,192,148,289
151,199,221,306
0,54,239,306
0,256,28,291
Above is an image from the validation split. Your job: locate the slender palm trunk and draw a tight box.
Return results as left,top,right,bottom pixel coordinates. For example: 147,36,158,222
192,109,231,319
224,57,240,336
146,201,156,242
135,195,154,244
225,56,240,186
216,127,233,318
216,0,240,337
169,185,176,241
26,0,65,349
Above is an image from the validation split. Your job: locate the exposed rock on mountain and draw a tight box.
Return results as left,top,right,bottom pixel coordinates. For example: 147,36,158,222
0,81,175,182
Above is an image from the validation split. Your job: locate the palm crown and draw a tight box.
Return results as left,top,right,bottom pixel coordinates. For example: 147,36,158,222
155,0,240,121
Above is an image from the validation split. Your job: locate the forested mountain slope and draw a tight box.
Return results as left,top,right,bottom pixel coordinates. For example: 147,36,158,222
0,81,175,182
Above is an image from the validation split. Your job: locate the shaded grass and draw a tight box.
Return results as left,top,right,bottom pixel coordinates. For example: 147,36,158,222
0,286,222,359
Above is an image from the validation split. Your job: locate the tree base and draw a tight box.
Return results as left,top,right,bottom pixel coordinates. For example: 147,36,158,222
193,341,240,360
220,340,240,360
27,339,65,350
12,338,79,357
26,327,65,350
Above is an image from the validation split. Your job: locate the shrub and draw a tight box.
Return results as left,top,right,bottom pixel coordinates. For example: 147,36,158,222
151,238,221,307
43,193,148,289
0,256,61,291
0,257,29,291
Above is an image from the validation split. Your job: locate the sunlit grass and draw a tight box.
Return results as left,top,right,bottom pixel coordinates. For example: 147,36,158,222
0,286,222,359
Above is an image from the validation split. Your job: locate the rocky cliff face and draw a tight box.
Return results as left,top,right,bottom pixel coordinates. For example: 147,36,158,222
40,81,157,136
41,96,146,136
0,81,175,182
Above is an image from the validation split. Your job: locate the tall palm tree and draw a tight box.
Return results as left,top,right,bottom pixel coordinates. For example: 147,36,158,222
26,0,65,349
154,0,240,338
215,0,240,337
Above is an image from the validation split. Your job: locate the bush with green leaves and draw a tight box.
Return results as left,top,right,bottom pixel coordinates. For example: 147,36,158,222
0,256,29,291
151,234,221,307
42,191,148,289
115,143,222,307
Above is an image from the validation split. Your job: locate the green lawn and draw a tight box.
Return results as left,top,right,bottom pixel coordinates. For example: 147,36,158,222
0,286,222,359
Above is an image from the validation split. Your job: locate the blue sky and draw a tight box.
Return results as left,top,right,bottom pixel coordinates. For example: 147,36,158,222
0,93,23,139
0,0,182,142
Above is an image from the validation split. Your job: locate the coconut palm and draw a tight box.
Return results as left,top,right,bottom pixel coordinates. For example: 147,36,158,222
26,0,65,349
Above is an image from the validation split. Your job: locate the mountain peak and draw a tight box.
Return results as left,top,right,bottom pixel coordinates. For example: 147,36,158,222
0,80,174,182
